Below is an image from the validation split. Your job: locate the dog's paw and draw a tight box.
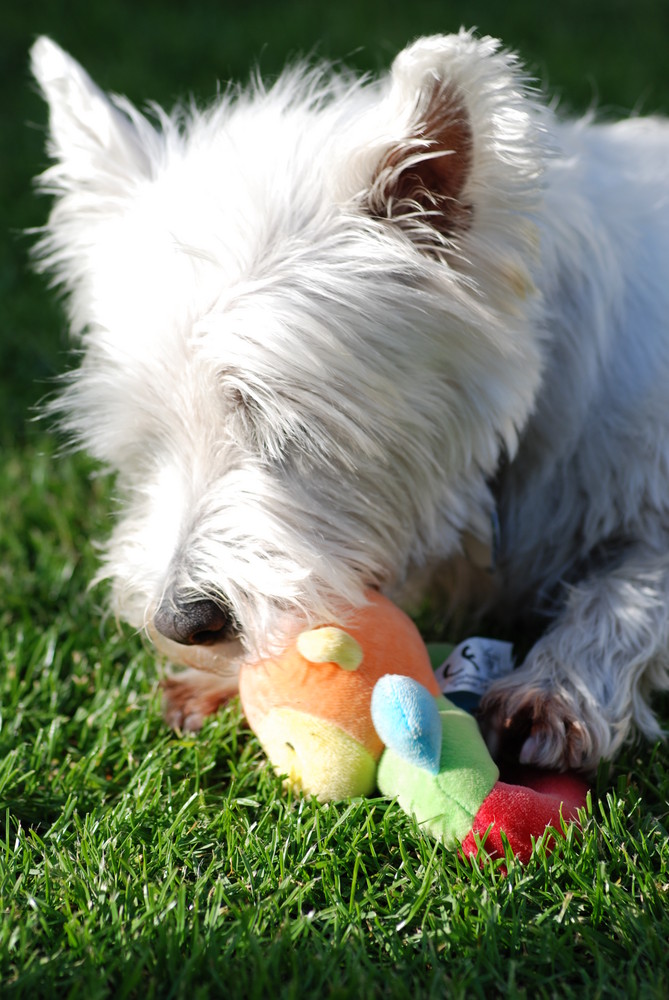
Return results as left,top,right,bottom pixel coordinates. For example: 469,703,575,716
161,668,238,732
479,681,596,773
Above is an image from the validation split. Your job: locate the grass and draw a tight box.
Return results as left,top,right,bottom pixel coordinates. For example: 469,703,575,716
2,525,668,1000
2,0,669,996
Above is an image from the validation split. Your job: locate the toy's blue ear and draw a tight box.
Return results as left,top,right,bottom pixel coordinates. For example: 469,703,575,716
371,675,442,774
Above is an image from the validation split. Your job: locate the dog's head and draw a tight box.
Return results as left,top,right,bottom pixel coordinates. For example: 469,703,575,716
31,31,544,664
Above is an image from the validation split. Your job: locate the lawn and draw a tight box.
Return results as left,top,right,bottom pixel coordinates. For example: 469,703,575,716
2,1,669,996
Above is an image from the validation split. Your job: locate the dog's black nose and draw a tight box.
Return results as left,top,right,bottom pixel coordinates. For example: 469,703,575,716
153,596,234,645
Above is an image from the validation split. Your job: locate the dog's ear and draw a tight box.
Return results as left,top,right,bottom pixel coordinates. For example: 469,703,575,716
30,37,155,194
360,32,539,248
365,63,472,241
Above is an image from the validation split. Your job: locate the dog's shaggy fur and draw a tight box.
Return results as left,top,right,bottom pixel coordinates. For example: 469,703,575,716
31,31,669,773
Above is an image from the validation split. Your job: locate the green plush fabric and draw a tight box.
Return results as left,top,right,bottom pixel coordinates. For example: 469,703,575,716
376,695,499,845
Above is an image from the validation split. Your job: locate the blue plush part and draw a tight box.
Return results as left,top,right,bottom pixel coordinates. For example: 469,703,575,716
371,675,442,774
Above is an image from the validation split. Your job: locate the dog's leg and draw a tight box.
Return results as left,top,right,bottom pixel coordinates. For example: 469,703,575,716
161,667,240,732
480,550,669,772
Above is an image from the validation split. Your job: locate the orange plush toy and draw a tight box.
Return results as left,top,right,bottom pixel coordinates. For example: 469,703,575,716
239,590,589,865
239,591,440,800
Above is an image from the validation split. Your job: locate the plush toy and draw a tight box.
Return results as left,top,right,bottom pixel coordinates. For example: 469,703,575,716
239,591,440,801
372,675,589,863
239,591,589,863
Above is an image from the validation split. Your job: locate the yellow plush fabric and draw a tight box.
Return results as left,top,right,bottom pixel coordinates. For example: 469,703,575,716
254,707,378,800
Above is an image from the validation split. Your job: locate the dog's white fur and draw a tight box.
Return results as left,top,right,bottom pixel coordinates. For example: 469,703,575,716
31,31,669,772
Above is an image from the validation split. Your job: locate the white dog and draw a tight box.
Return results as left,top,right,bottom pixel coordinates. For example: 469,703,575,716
30,31,669,773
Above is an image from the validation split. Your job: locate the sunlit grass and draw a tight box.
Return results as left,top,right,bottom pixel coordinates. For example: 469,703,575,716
1,440,668,998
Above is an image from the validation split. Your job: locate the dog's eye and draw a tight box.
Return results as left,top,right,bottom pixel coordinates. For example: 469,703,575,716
221,374,306,461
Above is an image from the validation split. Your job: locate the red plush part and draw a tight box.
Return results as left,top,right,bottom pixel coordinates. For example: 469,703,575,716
460,771,589,865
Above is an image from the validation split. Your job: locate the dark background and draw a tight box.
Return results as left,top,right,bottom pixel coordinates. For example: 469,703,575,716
3,0,669,438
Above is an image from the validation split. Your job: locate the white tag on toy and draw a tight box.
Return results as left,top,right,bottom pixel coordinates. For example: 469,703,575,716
435,638,514,696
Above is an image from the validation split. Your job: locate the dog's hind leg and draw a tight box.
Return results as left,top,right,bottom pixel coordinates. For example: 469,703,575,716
479,549,669,773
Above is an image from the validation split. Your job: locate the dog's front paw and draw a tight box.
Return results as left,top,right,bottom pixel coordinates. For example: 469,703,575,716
479,680,596,773
161,668,238,732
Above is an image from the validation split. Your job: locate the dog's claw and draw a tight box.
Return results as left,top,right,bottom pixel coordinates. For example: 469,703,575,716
161,668,238,732
480,684,596,774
